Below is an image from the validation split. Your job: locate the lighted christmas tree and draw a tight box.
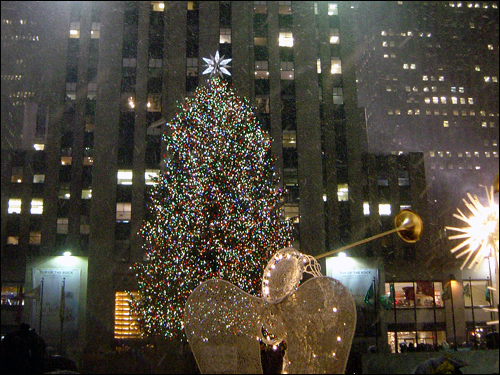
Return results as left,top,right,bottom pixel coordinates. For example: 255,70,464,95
130,53,294,339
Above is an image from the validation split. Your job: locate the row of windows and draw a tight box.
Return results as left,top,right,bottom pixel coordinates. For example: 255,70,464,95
448,2,498,9
388,109,498,117
429,151,498,158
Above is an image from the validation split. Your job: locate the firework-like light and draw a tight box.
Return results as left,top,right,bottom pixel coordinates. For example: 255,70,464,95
446,185,499,271
446,185,499,326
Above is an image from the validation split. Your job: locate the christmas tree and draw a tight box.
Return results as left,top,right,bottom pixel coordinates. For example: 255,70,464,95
130,56,294,339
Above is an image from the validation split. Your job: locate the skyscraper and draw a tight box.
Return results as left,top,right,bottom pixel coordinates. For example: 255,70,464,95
354,1,499,223
3,1,490,366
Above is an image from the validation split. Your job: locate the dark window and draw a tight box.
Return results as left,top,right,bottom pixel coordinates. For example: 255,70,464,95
254,45,268,60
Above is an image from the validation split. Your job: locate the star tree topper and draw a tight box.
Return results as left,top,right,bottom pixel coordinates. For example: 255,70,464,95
202,51,232,78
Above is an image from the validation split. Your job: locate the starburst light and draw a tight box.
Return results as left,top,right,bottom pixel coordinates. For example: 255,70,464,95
202,51,232,78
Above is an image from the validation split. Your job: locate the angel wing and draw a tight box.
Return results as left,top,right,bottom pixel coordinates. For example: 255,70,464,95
276,276,357,374
184,279,265,374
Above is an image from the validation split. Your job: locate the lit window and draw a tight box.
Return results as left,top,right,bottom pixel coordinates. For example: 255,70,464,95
254,37,267,46
423,87,429,92
31,199,43,214
386,86,392,92
283,131,297,148
383,54,389,59
432,97,439,104
410,64,416,69
328,2,338,15
439,76,444,81
379,204,391,216
388,109,394,115
151,1,164,11
91,22,101,39
389,41,395,47
283,204,299,223
430,151,435,157
279,32,293,47
423,75,428,81
116,203,131,221
220,28,231,44
475,65,481,71
363,202,370,215
487,44,494,50
254,1,267,14
145,169,160,185
434,110,440,115
403,63,409,69
114,291,142,339
331,59,341,74
407,109,413,115
440,97,447,104
391,53,396,58
493,77,498,82
337,184,348,201
382,41,388,47
69,22,80,38
395,109,401,115
33,174,45,183
255,60,269,79
453,110,459,116
8,199,21,214
415,109,420,115
460,98,466,104
405,86,411,92
29,232,41,245
484,76,491,82
482,121,487,127
281,61,294,80
329,28,340,44
117,170,133,185
452,97,458,104
469,110,475,116
443,120,449,127
381,31,387,36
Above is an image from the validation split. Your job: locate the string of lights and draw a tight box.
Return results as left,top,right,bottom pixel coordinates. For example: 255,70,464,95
128,77,294,339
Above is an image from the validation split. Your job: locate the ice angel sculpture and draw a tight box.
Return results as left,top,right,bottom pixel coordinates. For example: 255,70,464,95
184,248,357,374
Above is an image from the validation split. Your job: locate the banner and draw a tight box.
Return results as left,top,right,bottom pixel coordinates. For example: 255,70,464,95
30,268,81,345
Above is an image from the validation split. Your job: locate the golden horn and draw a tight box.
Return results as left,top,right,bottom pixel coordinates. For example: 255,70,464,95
315,209,423,259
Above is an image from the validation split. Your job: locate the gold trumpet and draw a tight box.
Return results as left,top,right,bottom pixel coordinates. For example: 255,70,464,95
315,209,423,260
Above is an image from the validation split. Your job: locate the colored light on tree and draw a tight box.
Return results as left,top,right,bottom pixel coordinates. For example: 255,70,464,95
129,77,294,339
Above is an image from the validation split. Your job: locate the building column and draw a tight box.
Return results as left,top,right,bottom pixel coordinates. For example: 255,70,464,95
231,2,254,100
292,2,325,257
86,1,124,352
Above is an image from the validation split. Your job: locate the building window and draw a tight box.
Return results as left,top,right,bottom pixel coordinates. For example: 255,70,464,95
337,184,348,201
280,61,294,80
255,95,270,114
31,199,43,214
279,32,293,47
403,63,409,69
328,2,338,16
116,203,132,221
332,87,343,105
254,1,267,14
363,202,370,215
117,170,133,185
379,204,391,216
149,59,162,68
123,58,137,68
389,281,443,309
8,199,21,214
147,94,161,112
220,28,231,44
443,120,449,127
283,131,296,148
331,58,341,74
255,61,269,79
57,218,68,234
114,291,142,339
70,22,80,38
91,22,101,39
283,204,299,223
187,58,198,77
279,1,292,15
254,37,267,46
329,28,339,44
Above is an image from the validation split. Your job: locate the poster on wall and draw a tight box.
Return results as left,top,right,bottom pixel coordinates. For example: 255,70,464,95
327,264,380,337
30,268,81,346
